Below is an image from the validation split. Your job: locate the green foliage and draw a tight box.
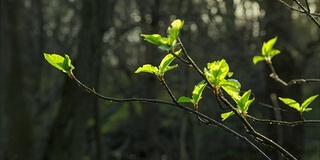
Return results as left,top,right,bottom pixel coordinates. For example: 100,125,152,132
221,90,254,121
204,59,241,96
141,19,184,52
279,94,319,113
178,80,207,110
253,36,281,64
221,111,235,121
44,53,75,74
135,49,181,76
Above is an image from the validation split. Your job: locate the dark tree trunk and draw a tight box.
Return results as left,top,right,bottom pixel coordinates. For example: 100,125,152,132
3,0,35,160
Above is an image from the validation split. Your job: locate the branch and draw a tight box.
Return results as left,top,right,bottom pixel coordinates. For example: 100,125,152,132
268,63,320,86
247,115,320,126
278,0,320,16
70,72,271,160
292,0,320,28
177,39,297,159
218,93,297,160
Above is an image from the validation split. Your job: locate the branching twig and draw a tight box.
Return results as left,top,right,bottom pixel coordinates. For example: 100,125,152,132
177,38,299,159
278,0,320,16
292,0,320,28
71,72,272,160
247,115,320,126
268,63,320,86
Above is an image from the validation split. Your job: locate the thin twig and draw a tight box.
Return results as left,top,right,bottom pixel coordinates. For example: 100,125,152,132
247,115,320,126
158,77,271,160
292,0,320,28
268,63,320,86
277,0,320,16
72,72,271,159
218,93,297,160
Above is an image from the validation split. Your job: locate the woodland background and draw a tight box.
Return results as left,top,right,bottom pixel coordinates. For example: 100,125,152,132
1,0,319,160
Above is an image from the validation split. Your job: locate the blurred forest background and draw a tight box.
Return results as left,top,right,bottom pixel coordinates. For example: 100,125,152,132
1,0,319,160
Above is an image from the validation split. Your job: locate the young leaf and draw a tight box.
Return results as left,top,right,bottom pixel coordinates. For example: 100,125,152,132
262,36,278,56
301,94,319,112
252,56,265,64
221,111,234,121
140,34,168,46
44,53,75,74
167,19,184,46
205,59,230,87
158,49,181,75
237,90,254,113
191,81,207,104
135,64,159,75
178,96,193,103
220,79,241,101
178,81,207,108
278,97,300,111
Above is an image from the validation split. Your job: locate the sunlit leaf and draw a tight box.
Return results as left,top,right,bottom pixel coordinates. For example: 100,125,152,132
191,81,207,104
158,49,181,74
237,90,254,112
141,34,168,47
135,64,159,75
178,96,193,103
279,97,300,111
205,59,230,87
269,49,281,58
168,19,184,46
262,36,278,56
221,111,234,121
301,94,319,112
252,56,265,64
221,79,241,101
44,53,75,73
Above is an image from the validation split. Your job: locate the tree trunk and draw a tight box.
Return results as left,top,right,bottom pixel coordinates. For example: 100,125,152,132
3,0,35,159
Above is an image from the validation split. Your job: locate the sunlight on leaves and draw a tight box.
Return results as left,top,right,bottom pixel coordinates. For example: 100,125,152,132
178,81,207,109
135,64,159,74
141,19,184,52
44,53,75,74
253,36,281,64
221,111,234,121
279,94,318,113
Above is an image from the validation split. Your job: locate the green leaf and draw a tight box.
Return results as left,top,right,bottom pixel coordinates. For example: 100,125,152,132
221,79,241,100
135,64,159,75
279,97,300,111
301,94,319,112
205,59,230,87
141,34,168,47
262,36,278,56
167,19,184,46
237,90,254,113
44,53,75,73
158,49,181,75
269,49,281,58
252,56,265,64
178,96,193,103
221,111,234,121
191,81,207,104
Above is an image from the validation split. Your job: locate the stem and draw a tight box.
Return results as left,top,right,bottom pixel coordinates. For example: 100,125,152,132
247,115,320,126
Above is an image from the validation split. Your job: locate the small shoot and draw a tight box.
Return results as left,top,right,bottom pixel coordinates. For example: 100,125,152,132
253,36,280,64
279,94,319,113
44,53,75,77
178,81,207,110
141,19,184,52
221,90,254,121
204,59,241,97
135,49,181,78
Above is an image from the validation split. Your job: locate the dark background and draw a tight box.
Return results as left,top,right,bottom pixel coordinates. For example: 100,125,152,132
1,0,319,160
